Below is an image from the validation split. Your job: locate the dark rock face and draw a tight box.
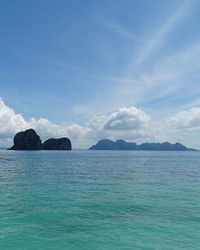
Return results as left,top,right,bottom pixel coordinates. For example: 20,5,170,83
138,142,188,151
89,139,196,151
89,139,117,150
89,139,137,150
43,138,72,150
8,129,72,151
9,129,43,150
115,139,138,150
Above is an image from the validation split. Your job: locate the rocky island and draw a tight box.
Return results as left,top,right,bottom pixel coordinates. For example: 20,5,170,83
8,129,72,150
9,129,43,150
89,139,197,151
43,138,71,150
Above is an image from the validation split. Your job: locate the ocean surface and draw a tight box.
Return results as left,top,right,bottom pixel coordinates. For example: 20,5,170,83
0,150,199,250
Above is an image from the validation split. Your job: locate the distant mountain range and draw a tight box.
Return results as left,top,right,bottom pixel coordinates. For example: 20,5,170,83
89,139,197,151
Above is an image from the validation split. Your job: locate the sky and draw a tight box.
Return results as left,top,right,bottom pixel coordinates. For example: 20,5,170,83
1,0,200,149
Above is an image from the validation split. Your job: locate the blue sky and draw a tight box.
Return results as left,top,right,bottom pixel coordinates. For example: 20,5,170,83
1,0,200,148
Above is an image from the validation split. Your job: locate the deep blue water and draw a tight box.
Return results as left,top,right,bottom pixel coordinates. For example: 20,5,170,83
0,150,200,249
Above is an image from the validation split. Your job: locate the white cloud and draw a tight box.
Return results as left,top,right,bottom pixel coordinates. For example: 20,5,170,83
103,106,150,130
169,107,200,130
86,106,151,144
0,98,27,138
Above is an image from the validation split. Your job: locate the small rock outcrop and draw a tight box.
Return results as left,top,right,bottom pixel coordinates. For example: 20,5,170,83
9,129,43,150
43,138,72,150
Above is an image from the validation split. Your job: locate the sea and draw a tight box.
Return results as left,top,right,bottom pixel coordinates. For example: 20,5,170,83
0,150,199,250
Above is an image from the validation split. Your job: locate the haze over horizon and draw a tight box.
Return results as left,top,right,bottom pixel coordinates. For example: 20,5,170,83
1,0,200,149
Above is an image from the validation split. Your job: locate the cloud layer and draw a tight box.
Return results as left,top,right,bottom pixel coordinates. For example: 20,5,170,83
1,97,200,149
0,98,152,148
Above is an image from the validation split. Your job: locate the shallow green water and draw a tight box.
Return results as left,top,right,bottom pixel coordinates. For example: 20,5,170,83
0,150,199,249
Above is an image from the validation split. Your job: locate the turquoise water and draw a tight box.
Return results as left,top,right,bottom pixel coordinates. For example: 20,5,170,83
0,150,199,250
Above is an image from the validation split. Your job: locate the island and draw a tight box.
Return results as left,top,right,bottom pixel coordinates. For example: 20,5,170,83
89,139,197,151
43,138,71,150
8,129,72,150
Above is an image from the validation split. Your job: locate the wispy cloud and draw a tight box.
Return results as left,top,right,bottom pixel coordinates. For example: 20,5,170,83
78,0,199,117
85,37,200,122
133,0,197,66
95,17,139,41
